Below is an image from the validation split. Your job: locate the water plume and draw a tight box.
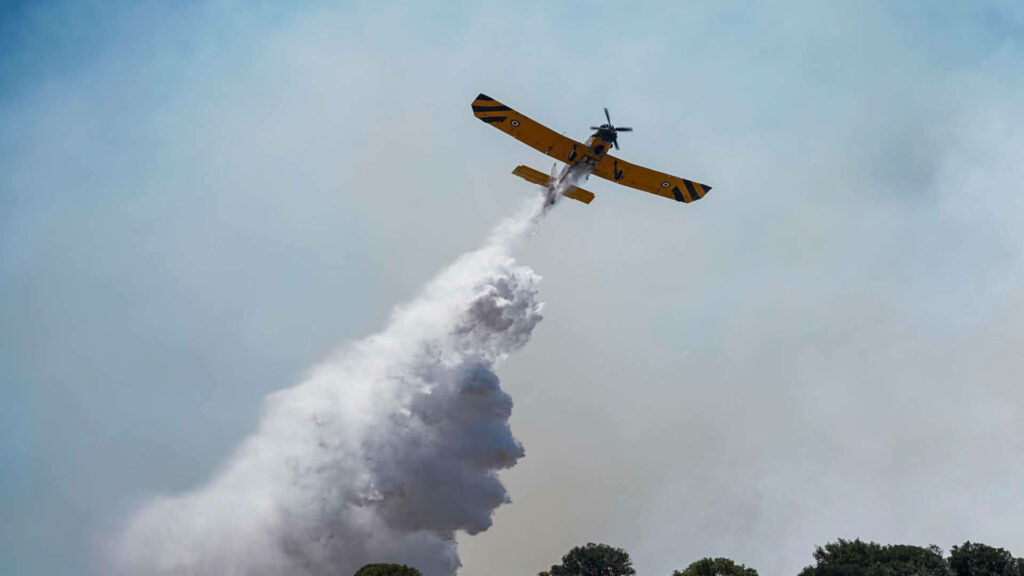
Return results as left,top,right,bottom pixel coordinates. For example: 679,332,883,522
110,198,549,576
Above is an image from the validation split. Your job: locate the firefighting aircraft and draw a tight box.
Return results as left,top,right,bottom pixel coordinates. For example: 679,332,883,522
471,93,711,206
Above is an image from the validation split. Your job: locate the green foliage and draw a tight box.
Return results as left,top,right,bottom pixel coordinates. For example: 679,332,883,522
353,563,422,576
797,539,949,576
673,557,759,576
540,542,636,576
949,542,1024,576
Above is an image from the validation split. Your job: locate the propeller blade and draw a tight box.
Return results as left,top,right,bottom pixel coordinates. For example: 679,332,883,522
604,107,611,123
590,126,602,130
615,127,633,132
613,140,619,150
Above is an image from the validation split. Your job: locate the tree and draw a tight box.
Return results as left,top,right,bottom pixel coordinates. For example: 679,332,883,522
353,563,422,576
539,542,636,576
673,557,758,576
798,539,949,576
949,542,1024,576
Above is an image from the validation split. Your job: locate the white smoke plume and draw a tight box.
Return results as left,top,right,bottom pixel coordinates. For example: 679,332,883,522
110,199,549,576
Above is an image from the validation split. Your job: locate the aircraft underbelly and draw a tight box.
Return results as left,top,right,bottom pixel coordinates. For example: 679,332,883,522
543,157,599,205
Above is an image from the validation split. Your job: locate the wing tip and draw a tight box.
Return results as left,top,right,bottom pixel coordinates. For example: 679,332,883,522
693,182,712,201
475,93,494,101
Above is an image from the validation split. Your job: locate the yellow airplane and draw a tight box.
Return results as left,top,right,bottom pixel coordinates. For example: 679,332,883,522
471,94,711,206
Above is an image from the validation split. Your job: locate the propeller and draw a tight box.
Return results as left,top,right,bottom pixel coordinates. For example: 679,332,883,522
590,107,632,149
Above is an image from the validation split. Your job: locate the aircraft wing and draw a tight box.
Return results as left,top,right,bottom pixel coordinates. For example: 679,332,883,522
592,154,712,203
472,94,585,165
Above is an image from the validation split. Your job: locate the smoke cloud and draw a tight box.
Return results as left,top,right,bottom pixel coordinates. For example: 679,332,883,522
110,199,549,576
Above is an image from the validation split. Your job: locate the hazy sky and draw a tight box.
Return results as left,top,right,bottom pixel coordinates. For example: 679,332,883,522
2,1,1024,575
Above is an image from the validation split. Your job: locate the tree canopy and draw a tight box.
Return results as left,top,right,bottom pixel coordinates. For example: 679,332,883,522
797,539,949,576
539,542,636,576
674,557,759,576
353,563,422,576
949,542,1024,576
533,538,1024,576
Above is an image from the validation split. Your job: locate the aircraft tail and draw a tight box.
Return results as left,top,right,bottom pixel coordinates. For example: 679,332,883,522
511,165,549,186
511,165,595,204
562,186,595,204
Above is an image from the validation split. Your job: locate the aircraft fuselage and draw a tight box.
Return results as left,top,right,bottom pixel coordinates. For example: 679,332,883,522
547,132,614,204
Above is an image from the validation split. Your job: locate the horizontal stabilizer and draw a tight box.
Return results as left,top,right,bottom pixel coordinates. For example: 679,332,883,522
512,165,550,186
511,165,595,204
563,186,595,204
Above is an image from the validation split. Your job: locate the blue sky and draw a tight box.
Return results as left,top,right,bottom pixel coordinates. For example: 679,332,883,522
3,1,1024,575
